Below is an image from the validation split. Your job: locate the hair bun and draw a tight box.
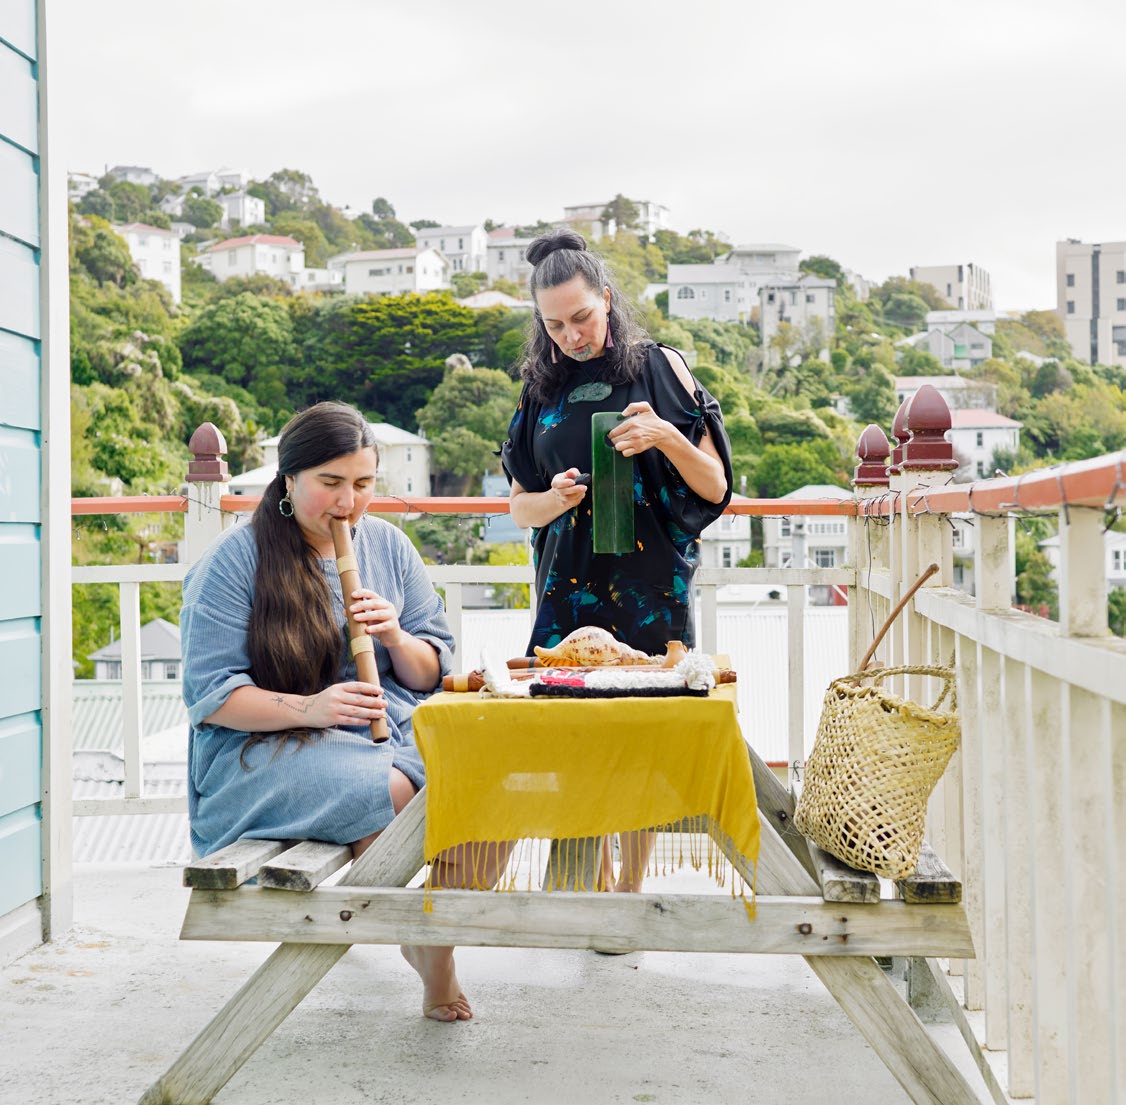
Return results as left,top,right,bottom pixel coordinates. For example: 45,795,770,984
525,227,588,267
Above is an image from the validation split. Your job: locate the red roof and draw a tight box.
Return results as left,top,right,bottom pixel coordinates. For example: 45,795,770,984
205,234,303,252
949,409,1023,429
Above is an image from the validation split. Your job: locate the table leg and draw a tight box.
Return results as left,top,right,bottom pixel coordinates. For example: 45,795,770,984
139,791,428,1105
542,836,604,891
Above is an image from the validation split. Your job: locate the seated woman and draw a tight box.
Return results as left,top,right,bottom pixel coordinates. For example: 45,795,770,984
182,400,491,1022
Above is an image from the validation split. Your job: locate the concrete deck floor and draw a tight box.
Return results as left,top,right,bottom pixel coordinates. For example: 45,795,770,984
1,863,992,1105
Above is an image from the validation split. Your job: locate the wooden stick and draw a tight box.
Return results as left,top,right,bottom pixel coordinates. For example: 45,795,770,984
858,561,939,672
330,518,389,742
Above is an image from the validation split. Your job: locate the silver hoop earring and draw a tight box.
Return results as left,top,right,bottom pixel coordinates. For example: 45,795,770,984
279,491,295,518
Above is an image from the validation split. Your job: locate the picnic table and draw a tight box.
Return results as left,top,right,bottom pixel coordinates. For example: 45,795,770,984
140,681,980,1105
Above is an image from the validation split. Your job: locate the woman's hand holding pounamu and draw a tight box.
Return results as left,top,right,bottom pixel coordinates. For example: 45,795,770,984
550,467,589,511
607,401,672,458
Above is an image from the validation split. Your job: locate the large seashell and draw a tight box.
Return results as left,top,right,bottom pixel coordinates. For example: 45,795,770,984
533,626,651,667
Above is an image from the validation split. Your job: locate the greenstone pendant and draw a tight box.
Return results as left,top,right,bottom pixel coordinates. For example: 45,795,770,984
567,381,613,404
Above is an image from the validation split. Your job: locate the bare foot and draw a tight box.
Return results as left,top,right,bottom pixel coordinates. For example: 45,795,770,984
400,944,472,1022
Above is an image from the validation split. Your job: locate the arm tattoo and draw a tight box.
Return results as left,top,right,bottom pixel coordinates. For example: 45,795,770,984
272,693,314,715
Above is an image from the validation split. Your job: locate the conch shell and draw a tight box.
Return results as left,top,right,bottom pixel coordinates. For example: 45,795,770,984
533,626,652,667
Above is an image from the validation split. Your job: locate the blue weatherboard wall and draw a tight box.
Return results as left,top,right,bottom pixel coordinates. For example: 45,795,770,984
0,2,45,918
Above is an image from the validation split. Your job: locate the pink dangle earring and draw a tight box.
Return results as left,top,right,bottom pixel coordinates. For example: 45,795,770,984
604,310,614,349
550,340,558,364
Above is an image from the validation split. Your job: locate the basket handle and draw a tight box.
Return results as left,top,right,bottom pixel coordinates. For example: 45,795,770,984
837,663,957,713
858,563,939,672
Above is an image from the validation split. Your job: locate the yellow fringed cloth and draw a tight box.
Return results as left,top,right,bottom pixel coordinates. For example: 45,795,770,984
411,683,760,915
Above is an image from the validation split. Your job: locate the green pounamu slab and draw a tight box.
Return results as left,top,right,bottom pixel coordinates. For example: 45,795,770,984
590,411,635,555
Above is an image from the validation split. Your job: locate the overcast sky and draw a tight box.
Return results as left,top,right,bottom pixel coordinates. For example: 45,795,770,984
53,0,1125,311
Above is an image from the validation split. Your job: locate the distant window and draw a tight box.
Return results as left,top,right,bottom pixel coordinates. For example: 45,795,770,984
700,288,708,299
1118,341,1126,356
946,283,952,296
1067,301,1075,314
676,287,695,299
228,251,237,267
767,292,776,304
369,267,389,276
976,431,984,447
498,250,505,261
952,527,965,549
1118,298,1126,311
976,461,986,477
724,289,731,302
780,518,792,537
1114,549,1124,571
165,663,178,679
1066,273,1075,287
440,240,446,250
458,238,464,249
164,238,172,250
406,448,412,462
722,546,734,568
163,261,172,274
406,265,414,274
813,549,835,568
407,478,413,493
1118,271,1126,284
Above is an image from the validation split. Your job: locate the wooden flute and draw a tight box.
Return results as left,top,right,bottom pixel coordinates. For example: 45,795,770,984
330,518,389,742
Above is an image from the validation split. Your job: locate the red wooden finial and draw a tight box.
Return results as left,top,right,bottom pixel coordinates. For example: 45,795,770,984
900,384,957,471
187,422,229,483
853,424,891,487
889,396,911,471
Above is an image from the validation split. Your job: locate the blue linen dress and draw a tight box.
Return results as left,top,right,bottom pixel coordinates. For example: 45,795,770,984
181,517,454,857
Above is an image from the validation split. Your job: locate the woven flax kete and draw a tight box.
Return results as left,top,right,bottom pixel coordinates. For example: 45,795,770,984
412,683,761,907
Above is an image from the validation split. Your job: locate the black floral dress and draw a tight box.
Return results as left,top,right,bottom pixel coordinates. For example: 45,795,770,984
501,342,733,656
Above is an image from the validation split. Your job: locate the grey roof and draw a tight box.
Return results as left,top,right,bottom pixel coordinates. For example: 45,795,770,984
71,681,189,753
88,618,180,662
72,776,190,865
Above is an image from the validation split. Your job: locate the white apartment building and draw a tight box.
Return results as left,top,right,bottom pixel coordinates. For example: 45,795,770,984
486,230,536,288
229,423,431,500
327,247,450,296
217,191,266,230
106,164,158,187
199,234,305,282
699,508,752,569
1056,238,1126,366
947,409,1022,481
762,484,851,603
909,263,993,310
414,225,487,275
561,199,671,241
894,375,998,411
177,169,220,196
669,244,801,324
287,267,343,293
67,171,100,202
215,167,250,191
1040,529,1126,594
759,274,836,364
112,221,181,303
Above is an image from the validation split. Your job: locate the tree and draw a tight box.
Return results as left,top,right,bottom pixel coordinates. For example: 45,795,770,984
754,443,845,498
800,255,844,285
451,270,488,299
881,292,930,332
1015,529,1057,618
305,293,479,430
845,364,898,426
601,193,640,232
410,218,441,230
371,196,397,219
181,194,223,229
270,212,331,266
72,218,137,288
1109,587,1126,637
179,292,297,411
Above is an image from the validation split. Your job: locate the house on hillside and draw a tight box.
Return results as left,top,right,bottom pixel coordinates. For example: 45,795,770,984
894,375,997,411
762,485,851,604
947,408,1022,480
699,503,752,569
87,618,182,681
327,247,450,296
669,244,801,325
1040,529,1126,594
759,274,836,365
897,311,995,370
229,422,432,501
217,191,265,230
486,229,536,289
106,164,158,187
198,234,305,282
112,222,181,303
909,263,993,310
414,225,487,275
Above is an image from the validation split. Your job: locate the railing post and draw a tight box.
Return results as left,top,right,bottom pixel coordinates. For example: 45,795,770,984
851,424,891,672
1058,506,1108,637
885,397,912,670
184,423,232,564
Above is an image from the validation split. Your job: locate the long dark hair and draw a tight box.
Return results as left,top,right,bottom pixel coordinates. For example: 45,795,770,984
242,402,377,759
521,228,647,402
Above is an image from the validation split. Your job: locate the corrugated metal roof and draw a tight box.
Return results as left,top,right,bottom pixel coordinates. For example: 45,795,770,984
71,682,188,752
73,778,191,865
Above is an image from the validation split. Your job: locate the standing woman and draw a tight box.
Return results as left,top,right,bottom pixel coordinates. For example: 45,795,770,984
501,229,734,891
182,401,479,1022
